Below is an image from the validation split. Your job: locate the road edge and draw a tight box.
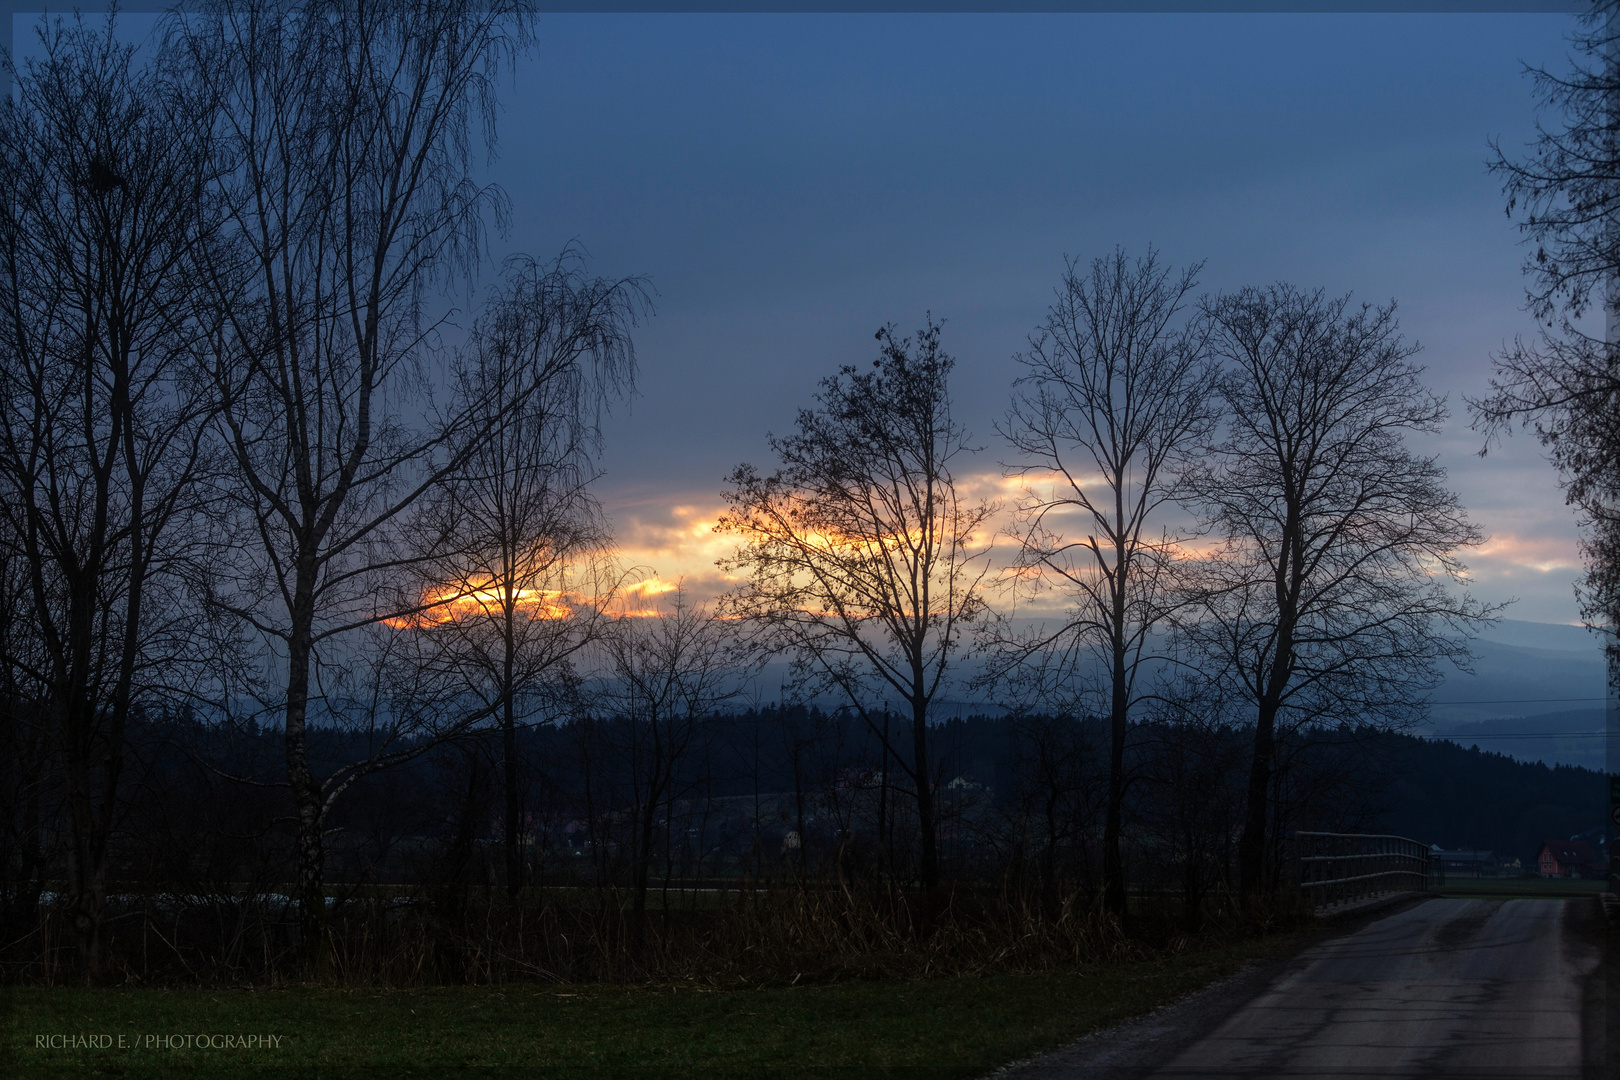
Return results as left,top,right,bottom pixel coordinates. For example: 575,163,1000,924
983,893,1436,1080
1582,893,1616,1079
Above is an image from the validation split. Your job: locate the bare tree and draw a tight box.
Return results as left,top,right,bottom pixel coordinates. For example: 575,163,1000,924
1189,285,1493,904
1473,335,1619,639
718,319,994,898
1480,0,1620,647
593,591,741,953
0,14,222,975
990,248,1215,918
419,249,645,897
172,0,535,964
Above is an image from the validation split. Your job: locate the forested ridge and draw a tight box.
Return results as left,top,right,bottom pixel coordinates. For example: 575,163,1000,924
85,708,1599,897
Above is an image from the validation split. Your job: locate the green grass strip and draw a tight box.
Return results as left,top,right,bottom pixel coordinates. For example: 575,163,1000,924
1433,878,1606,899
0,929,1319,1079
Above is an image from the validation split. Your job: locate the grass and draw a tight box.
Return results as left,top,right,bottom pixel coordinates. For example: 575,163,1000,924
1433,877,1608,899
1,927,1322,1078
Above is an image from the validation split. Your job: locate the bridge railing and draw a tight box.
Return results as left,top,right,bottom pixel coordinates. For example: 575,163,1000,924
1294,831,1436,910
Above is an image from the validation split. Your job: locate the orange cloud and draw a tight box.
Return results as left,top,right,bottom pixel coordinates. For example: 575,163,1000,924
612,576,684,617
384,581,574,629
604,495,746,608
597,476,1567,622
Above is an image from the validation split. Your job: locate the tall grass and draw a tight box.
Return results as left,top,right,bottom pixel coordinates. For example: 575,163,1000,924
0,876,1307,988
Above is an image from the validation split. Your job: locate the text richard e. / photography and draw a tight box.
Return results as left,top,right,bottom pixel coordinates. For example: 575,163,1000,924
34,1032,286,1051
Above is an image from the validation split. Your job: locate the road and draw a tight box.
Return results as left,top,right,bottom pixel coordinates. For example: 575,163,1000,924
1154,898,1601,1078
1002,896,1607,1080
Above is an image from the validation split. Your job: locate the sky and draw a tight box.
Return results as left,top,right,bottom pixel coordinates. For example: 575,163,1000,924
9,8,1597,625
465,12,1588,624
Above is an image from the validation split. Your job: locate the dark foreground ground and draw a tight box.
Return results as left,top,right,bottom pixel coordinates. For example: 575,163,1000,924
2,895,1610,1078
0,928,1321,1078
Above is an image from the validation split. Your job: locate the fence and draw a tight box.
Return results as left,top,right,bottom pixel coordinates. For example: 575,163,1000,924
1294,831,1436,910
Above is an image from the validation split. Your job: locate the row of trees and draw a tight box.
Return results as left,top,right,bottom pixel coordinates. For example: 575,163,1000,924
0,3,658,976
716,254,1490,923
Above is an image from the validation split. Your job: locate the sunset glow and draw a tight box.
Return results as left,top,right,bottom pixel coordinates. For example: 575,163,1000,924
386,581,575,628
601,470,1585,622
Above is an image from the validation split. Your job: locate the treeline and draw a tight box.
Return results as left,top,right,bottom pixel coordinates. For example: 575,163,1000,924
1,3,1504,986
1377,736,1606,861
7,690,1595,986
1,702,1400,984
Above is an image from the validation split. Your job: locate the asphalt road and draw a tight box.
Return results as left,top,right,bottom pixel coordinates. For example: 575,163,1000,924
1151,897,1603,1078
1001,896,1608,1080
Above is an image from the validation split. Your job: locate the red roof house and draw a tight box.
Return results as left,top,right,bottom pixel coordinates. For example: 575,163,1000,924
1535,839,1603,878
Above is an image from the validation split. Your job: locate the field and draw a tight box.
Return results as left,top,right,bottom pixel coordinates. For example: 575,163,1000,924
1433,877,1608,899
2,927,1322,1078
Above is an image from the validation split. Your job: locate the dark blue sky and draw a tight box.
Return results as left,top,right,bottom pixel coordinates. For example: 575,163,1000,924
481,13,1584,620
9,9,1591,621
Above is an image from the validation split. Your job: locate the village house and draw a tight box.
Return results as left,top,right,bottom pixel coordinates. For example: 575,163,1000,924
1535,839,1604,879
1431,848,1501,878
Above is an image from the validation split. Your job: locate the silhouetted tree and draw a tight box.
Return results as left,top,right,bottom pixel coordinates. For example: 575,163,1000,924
420,249,645,897
173,0,535,967
594,591,741,953
1480,0,1620,651
0,14,223,975
1188,286,1493,904
718,320,994,898
989,248,1215,918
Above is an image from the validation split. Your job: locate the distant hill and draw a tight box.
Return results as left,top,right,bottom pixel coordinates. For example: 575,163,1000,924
1375,732,1607,865
739,619,1612,727
1427,708,1606,771
1427,619,1608,727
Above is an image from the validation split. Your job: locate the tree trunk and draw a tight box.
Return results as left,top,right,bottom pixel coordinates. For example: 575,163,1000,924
910,695,937,898
877,708,890,873
62,564,107,978
1241,524,1298,906
1237,698,1278,901
503,625,521,899
284,571,327,972
1101,640,1129,919
62,701,107,980
791,738,806,874
632,798,657,956
1182,850,1205,935
1041,786,1060,917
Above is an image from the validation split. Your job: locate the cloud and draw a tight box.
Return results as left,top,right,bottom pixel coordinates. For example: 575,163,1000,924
604,494,744,608
1469,533,1583,576
600,471,1118,618
599,467,1589,628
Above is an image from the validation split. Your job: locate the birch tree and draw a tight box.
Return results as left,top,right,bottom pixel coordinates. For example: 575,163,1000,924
420,250,644,896
174,0,535,965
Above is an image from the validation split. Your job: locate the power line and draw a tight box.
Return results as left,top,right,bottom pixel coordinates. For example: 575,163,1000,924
1423,731,1607,740
1430,697,1606,705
